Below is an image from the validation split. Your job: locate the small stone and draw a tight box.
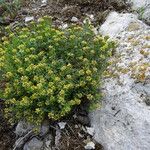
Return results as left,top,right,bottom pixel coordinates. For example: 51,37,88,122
86,14,94,21
84,141,95,150
15,121,33,137
76,115,90,126
58,122,66,129
42,0,47,3
86,127,95,136
71,17,79,22
25,16,34,23
40,120,50,136
22,9,29,15
23,137,43,150
43,133,53,149
61,23,68,29
14,131,33,149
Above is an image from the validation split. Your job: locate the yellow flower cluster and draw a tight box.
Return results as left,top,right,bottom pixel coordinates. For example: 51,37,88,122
1,16,115,125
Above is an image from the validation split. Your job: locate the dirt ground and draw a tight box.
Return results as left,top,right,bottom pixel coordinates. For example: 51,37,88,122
0,99,16,150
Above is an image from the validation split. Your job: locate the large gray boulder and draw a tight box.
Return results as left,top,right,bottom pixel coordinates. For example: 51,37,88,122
90,11,150,150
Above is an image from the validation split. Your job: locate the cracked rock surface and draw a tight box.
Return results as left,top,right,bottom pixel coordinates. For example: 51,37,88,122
90,11,150,150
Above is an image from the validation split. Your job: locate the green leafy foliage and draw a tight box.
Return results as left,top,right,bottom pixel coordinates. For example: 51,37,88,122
0,16,115,125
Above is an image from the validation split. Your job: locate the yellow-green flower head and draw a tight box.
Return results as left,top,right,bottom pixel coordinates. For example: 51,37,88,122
100,55,105,59
55,77,60,82
87,94,94,100
74,26,82,31
81,41,87,45
35,108,41,114
30,47,35,51
48,82,54,87
86,70,92,75
21,76,28,81
22,27,29,32
70,35,76,39
20,97,28,105
78,56,83,60
66,75,72,79
4,87,12,96
9,33,15,38
64,83,73,89
24,57,30,62
3,41,9,45
38,18,45,22
47,88,53,94
19,35,28,39
83,46,90,51
58,97,65,103
79,81,86,86
93,67,98,72
59,90,65,96
37,83,43,89
61,66,67,71
90,50,95,54
14,58,21,64
67,63,72,68
36,36,43,40
86,76,92,81
0,56,5,61
83,58,88,62
6,72,13,78
30,38,36,43
18,44,25,50
92,60,97,65
10,98,16,104
12,49,17,53
74,98,81,105
67,53,74,57
31,93,38,99
17,68,24,74
2,36,8,41
79,70,84,75
33,76,39,81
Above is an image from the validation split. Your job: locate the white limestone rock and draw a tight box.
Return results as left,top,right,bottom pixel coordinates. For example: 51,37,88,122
71,17,79,22
127,0,150,24
90,11,150,150
84,141,95,150
25,16,34,23
58,122,66,129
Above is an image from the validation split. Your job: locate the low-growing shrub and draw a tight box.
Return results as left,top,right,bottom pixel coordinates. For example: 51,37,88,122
0,16,115,125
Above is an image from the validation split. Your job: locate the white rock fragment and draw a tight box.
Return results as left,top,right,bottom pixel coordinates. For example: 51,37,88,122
58,122,66,129
25,16,34,23
84,141,95,150
86,14,94,21
61,23,68,29
71,17,79,22
42,0,47,3
86,127,95,136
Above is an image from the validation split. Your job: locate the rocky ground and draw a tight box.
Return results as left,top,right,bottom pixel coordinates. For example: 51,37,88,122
0,0,150,150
